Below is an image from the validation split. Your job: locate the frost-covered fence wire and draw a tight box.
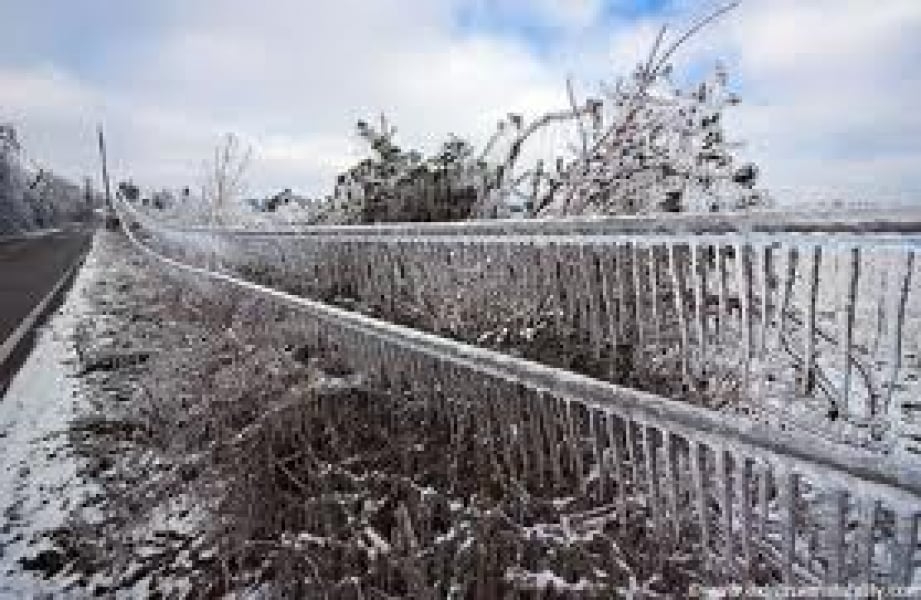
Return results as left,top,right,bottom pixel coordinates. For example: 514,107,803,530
136,207,921,453
120,202,921,588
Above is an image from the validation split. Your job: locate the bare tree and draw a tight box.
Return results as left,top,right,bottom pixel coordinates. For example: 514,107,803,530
201,133,252,225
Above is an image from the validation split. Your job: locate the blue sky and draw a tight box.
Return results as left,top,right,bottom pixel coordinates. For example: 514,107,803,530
456,0,670,54
1,0,919,207
459,1,669,31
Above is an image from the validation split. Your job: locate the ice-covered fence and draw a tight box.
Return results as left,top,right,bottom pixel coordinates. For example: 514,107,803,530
119,201,921,589
133,207,921,453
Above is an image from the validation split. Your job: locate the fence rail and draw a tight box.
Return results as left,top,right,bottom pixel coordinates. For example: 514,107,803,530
120,201,921,590
170,206,921,233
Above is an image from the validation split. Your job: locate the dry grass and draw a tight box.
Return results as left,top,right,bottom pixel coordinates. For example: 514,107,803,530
58,231,707,597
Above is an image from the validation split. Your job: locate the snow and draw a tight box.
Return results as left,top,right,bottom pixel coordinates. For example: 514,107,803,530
363,526,391,556
23,200,904,592
0,233,100,596
504,566,607,592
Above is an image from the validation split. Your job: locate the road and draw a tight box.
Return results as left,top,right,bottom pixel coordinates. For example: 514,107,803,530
0,227,93,387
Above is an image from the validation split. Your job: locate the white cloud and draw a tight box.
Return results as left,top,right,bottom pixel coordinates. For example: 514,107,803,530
40,0,568,196
0,1,558,196
1,0,919,206
719,0,921,205
0,66,103,178
728,0,921,79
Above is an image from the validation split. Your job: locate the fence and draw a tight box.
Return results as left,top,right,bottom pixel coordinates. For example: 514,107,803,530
139,209,921,451
119,201,921,591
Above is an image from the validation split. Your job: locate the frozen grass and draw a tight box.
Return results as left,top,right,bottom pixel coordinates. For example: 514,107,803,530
7,227,913,595
45,230,713,596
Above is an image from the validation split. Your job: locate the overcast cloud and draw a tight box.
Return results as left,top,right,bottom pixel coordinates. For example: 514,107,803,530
0,0,918,206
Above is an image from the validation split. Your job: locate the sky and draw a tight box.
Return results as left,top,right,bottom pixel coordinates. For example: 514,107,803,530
1,0,919,207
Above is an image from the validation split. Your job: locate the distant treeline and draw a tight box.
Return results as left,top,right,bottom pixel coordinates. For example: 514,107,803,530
0,124,95,235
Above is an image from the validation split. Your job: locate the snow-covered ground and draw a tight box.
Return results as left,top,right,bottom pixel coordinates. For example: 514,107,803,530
3,224,917,595
0,234,99,597
0,231,209,597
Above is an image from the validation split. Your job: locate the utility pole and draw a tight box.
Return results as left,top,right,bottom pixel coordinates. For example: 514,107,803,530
97,123,117,229
84,176,93,220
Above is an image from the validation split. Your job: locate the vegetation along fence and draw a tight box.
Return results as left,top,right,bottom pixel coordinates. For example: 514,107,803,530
121,199,921,590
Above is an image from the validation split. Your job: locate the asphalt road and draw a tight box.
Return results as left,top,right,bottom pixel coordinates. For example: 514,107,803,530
0,227,93,386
